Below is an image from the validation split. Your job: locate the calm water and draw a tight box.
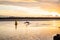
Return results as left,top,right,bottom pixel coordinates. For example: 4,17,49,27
0,20,60,40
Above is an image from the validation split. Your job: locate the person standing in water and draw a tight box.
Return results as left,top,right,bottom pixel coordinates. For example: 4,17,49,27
15,20,18,29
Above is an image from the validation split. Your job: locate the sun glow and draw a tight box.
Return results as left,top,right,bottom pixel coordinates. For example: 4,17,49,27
50,12,60,17
0,5,59,17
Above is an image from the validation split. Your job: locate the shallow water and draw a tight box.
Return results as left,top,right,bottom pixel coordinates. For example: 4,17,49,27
0,20,60,40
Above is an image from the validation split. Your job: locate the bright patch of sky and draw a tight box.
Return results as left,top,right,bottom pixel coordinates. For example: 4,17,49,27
0,5,59,16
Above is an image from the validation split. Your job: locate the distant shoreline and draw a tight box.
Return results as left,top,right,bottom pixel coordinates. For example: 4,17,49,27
0,17,60,21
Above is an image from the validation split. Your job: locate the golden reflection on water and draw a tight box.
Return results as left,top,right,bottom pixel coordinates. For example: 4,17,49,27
0,20,60,40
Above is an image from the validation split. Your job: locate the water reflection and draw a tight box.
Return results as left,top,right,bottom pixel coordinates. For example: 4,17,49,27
0,20,60,40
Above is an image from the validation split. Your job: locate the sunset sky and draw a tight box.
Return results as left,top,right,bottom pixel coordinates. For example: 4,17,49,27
0,0,60,17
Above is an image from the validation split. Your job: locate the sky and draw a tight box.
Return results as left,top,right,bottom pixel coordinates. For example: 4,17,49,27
0,0,60,17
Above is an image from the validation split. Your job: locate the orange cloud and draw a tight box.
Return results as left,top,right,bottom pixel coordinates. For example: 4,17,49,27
39,3,60,14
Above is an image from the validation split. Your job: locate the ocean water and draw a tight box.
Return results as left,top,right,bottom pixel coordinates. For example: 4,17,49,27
0,20,60,40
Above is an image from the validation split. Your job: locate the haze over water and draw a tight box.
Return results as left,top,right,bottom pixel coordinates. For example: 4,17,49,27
0,20,60,40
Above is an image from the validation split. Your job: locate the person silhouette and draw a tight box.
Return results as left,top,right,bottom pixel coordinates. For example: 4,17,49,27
15,20,18,29
53,34,60,40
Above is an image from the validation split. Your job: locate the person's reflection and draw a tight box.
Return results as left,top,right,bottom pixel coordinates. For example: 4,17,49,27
15,20,18,29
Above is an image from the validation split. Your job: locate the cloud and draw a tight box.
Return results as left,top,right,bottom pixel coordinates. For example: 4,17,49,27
0,0,60,2
36,0,60,2
0,1,39,7
0,0,37,2
0,5,59,17
0,0,60,14
0,1,59,7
